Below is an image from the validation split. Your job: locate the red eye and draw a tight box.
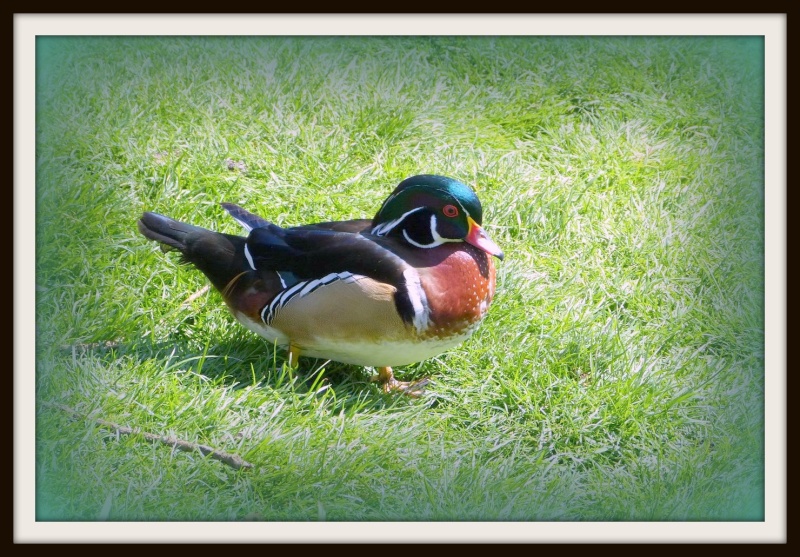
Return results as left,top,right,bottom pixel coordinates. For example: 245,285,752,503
443,204,459,218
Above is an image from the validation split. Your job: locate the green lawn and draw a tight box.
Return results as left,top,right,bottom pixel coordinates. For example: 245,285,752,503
34,35,764,524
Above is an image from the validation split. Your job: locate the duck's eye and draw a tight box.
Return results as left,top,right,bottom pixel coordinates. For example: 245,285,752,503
442,204,459,218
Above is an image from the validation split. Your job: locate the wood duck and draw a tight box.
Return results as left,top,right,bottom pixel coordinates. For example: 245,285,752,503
138,174,504,394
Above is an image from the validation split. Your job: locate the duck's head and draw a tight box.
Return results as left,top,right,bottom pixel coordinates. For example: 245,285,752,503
371,175,504,260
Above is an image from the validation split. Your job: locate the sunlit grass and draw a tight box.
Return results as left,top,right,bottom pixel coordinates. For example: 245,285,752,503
35,36,763,522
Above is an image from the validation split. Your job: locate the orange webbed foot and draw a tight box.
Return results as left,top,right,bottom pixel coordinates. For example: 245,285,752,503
372,366,429,397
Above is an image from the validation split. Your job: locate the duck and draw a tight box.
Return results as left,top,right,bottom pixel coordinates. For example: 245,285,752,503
137,174,504,394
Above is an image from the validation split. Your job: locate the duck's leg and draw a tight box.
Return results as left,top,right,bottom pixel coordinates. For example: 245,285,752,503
373,366,428,396
288,343,301,368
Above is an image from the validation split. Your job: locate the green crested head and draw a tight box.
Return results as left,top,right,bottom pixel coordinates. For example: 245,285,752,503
373,174,484,226
372,175,503,260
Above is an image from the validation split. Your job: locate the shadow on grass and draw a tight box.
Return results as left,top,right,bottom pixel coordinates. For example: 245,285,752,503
52,331,436,411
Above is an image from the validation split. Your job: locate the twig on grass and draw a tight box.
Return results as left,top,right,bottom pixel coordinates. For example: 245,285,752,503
48,403,254,470
181,284,210,306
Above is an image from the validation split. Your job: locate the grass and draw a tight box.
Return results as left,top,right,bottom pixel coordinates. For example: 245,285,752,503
34,36,764,525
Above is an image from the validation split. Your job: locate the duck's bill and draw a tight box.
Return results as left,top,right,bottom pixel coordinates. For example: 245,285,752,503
466,217,505,260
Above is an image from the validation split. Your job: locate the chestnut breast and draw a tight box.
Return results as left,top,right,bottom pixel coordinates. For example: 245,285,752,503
414,242,496,339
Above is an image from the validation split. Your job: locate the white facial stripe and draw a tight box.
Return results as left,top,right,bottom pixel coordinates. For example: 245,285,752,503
453,196,471,219
376,191,400,215
402,229,429,248
402,269,430,333
401,214,460,249
429,214,460,244
243,244,256,270
372,206,425,236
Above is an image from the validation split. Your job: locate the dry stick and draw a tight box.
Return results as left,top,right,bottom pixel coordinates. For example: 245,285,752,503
50,403,254,471
181,284,210,306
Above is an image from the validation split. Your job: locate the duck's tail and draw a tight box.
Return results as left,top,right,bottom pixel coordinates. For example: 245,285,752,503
138,212,248,293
